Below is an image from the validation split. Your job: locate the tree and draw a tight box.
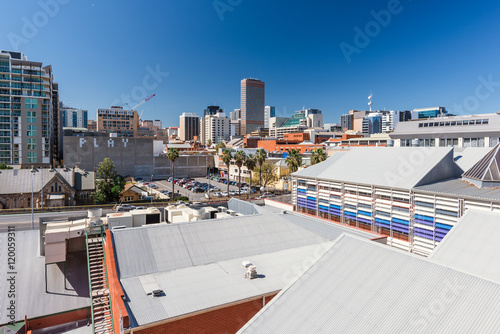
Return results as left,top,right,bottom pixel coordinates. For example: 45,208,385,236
216,142,226,150
91,158,125,204
256,148,267,193
167,148,179,201
311,148,327,165
285,148,302,173
234,150,246,197
244,154,257,199
252,162,277,190
221,149,233,197
0,163,13,170
207,139,212,147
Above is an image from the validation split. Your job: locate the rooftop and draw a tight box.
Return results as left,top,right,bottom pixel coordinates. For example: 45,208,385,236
239,234,500,333
0,231,90,325
429,210,500,283
293,147,462,190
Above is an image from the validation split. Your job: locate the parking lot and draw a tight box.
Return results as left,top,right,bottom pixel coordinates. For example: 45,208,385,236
152,177,256,202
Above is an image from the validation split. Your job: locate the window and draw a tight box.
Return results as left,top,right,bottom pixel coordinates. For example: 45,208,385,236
27,124,36,137
440,138,458,147
27,111,36,123
25,98,37,109
27,138,36,150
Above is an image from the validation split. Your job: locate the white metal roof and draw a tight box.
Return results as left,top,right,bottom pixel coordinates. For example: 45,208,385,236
122,242,333,326
453,147,493,172
0,231,90,325
414,178,500,201
239,234,500,333
429,210,500,283
293,147,462,190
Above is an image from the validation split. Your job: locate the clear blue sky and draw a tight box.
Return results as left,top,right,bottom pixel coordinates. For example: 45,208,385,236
2,0,500,126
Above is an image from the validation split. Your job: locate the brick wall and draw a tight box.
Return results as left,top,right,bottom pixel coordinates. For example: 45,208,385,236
130,293,277,334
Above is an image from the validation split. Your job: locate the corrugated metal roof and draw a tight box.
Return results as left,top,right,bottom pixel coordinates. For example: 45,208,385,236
112,211,327,279
429,210,500,283
462,144,500,181
121,242,333,326
0,231,90,325
293,147,461,189
239,234,500,333
453,147,493,172
414,178,500,201
0,168,94,194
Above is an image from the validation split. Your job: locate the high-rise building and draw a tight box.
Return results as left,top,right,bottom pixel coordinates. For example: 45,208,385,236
61,106,88,128
204,105,223,116
240,78,265,135
230,109,241,121
362,113,383,136
340,114,353,131
97,107,139,137
179,113,199,141
269,109,323,139
264,106,275,129
0,50,59,167
87,119,97,132
200,112,230,145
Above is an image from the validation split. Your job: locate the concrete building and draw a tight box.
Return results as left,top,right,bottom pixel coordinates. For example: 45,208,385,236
412,106,447,119
264,105,275,129
390,113,500,148
179,112,199,141
86,119,97,131
200,112,230,145
291,146,500,256
324,123,342,132
63,136,212,178
61,106,88,128
269,109,323,139
97,106,138,137
241,78,265,135
230,108,241,121
139,119,161,136
0,50,60,168
340,113,353,131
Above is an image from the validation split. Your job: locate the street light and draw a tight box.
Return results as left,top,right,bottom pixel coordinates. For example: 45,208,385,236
30,166,36,230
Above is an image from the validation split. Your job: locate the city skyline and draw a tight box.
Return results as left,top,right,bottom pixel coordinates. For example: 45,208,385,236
1,1,500,127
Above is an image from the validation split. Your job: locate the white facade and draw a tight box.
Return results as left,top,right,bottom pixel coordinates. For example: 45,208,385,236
62,108,88,128
200,113,230,145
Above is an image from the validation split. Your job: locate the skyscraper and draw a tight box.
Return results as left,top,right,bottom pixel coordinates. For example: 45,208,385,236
240,78,265,135
204,105,223,116
264,106,275,129
0,50,59,167
179,113,199,141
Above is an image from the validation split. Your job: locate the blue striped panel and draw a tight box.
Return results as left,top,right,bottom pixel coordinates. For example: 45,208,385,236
392,222,409,230
344,210,356,217
414,214,434,222
391,217,409,225
435,227,450,234
392,225,409,234
329,209,341,215
357,210,372,217
307,196,316,200
319,208,329,213
318,205,328,210
329,204,341,210
375,218,390,224
357,217,371,224
375,222,390,228
414,219,433,226
435,223,452,230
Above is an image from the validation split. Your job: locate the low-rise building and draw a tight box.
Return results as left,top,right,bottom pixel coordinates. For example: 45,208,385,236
0,167,95,209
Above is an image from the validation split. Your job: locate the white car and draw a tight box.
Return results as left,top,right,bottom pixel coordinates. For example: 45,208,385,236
221,191,229,197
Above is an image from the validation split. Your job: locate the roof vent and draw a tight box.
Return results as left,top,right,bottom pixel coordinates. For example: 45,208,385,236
462,144,500,188
242,261,258,279
152,289,164,297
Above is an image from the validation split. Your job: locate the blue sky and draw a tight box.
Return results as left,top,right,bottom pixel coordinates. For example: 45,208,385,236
2,0,500,125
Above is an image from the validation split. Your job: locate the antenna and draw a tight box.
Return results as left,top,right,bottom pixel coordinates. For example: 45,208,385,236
368,92,373,112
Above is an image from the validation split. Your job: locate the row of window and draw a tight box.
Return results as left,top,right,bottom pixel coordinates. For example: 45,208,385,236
418,119,489,128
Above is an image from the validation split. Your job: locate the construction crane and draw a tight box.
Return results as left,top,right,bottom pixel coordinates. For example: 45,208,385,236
129,94,156,121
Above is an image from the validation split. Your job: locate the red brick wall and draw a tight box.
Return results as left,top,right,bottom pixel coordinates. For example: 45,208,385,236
132,293,277,334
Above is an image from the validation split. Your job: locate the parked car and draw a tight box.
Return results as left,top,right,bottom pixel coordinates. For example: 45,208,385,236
116,204,135,212
221,191,228,197
149,183,157,189
168,177,173,182
135,177,144,182
134,206,147,210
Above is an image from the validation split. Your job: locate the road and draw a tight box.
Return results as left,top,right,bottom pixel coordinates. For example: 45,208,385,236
0,209,113,233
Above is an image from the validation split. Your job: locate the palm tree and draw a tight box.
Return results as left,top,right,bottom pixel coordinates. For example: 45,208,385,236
244,154,257,199
234,150,246,197
285,148,302,173
256,148,266,193
167,148,179,201
221,149,233,197
207,139,212,147
311,148,327,165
